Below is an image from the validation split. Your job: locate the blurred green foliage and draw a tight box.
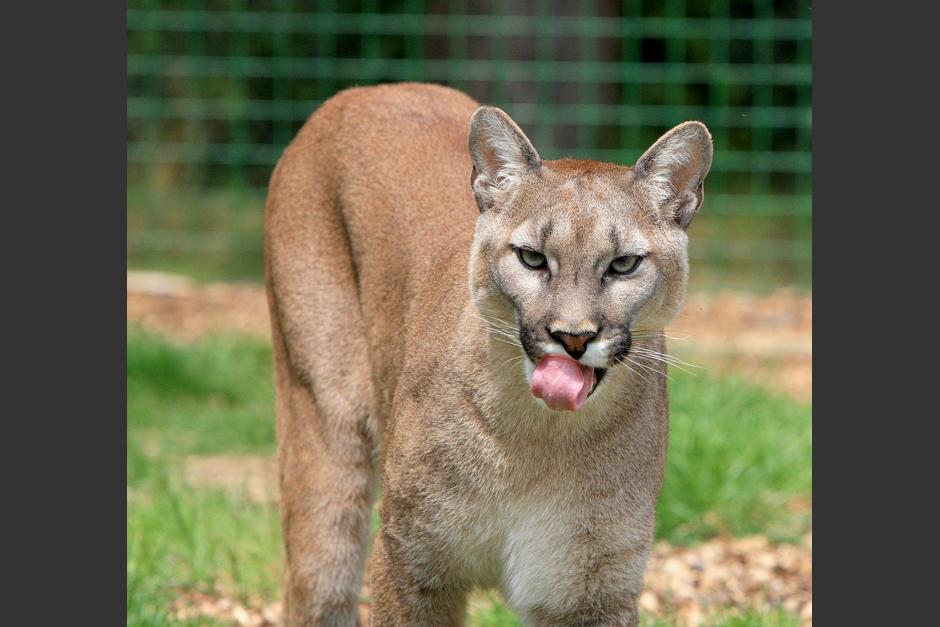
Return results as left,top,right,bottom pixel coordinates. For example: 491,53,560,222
127,0,811,288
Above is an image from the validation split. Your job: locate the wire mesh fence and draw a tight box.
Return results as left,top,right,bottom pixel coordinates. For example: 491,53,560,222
127,0,811,290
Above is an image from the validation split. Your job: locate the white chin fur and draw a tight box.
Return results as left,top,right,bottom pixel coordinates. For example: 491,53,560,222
579,341,611,369
523,356,535,385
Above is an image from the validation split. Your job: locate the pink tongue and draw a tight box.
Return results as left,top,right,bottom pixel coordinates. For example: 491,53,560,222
530,355,596,411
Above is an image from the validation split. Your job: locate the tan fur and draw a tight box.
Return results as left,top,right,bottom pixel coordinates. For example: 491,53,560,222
265,83,712,626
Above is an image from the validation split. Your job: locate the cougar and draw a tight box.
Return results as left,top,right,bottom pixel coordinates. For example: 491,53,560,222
265,82,712,626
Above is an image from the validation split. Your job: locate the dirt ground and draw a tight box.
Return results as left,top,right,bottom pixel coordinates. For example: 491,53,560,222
171,533,811,626
127,271,811,401
669,291,811,402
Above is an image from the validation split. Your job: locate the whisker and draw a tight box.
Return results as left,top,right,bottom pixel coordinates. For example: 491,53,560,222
471,313,522,344
500,354,526,369
489,335,523,349
630,347,687,364
630,348,695,368
471,321,523,347
615,356,651,384
471,312,518,332
629,350,700,377
631,347,704,371
626,354,673,382
616,353,656,382
477,316,512,331
489,330,522,343
630,329,692,342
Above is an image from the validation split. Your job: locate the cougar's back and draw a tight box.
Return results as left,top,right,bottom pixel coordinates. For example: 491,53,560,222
265,83,480,421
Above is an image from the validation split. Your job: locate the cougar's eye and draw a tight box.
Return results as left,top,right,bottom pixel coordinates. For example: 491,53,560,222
517,248,547,270
609,255,642,275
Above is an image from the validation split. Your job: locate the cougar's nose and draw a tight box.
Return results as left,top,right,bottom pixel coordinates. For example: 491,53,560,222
548,329,598,360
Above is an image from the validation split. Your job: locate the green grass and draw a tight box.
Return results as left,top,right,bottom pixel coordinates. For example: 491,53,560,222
467,597,798,627
127,331,274,457
127,477,282,626
127,327,281,625
658,371,812,544
127,327,811,625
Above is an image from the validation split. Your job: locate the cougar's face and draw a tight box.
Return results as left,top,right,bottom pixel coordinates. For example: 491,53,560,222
470,162,689,386
467,107,711,406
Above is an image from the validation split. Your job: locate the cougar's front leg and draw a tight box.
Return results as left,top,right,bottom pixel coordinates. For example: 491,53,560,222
527,599,639,627
369,530,468,627
501,503,654,627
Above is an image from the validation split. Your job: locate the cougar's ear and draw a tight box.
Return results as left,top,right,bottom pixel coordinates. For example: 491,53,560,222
634,121,713,229
468,106,541,212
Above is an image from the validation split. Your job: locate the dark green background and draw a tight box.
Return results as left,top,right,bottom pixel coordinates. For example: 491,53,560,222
127,0,812,290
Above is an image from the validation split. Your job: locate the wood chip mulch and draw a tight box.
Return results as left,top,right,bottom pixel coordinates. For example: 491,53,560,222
170,534,811,626
640,534,812,625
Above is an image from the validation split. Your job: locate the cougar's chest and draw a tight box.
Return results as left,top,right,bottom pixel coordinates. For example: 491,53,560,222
500,491,588,607
439,483,585,592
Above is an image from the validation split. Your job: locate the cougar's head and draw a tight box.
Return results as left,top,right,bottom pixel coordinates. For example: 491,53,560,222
467,106,712,411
